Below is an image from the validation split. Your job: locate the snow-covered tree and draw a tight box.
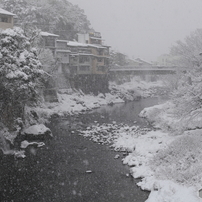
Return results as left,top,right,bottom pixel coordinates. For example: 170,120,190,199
0,27,44,129
170,29,202,68
170,68,202,117
38,48,55,72
1,0,91,40
167,29,202,118
109,50,129,67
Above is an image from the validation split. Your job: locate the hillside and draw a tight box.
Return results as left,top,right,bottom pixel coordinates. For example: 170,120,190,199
1,0,92,40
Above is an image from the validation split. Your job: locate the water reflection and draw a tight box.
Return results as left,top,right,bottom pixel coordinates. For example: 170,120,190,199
92,97,164,126
0,98,164,202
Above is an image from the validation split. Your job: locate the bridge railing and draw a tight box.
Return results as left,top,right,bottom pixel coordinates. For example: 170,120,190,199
109,65,186,72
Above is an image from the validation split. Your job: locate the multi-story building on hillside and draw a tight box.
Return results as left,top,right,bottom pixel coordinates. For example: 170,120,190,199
55,39,71,73
67,41,91,75
78,32,102,45
40,31,110,93
0,8,15,30
40,31,59,57
68,32,110,76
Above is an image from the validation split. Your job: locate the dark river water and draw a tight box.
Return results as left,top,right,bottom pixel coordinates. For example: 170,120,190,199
0,97,163,202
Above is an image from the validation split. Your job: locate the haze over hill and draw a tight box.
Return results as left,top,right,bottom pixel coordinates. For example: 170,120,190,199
67,0,202,62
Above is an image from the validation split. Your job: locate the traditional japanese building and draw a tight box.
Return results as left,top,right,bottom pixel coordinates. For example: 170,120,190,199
0,8,15,30
40,31,110,93
76,32,110,75
66,32,110,93
40,31,59,57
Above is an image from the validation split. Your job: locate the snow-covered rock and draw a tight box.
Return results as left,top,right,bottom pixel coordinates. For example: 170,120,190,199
23,124,52,140
145,180,201,202
139,101,184,133
21,140,45,149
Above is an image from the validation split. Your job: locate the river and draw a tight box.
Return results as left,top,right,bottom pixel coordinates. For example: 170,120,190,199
0,97,163,202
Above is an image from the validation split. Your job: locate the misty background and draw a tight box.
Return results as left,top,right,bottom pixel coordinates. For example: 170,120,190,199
68,0,202,62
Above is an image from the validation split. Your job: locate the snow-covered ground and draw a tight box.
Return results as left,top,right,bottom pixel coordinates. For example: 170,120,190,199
34,78,166,119
130,101,202,201
33,78,194,201
12,76,202,201
77,106,202,201
14,77,195,201
34,90,124,119
110,77,168,99
40,76,202,202
0,78,164,156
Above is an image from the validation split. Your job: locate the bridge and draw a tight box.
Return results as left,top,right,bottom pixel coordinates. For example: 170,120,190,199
109,66,181,75
109,66,186,82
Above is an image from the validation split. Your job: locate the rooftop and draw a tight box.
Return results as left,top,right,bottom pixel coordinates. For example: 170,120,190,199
0,8,15,16
67,41,108,49
40,31,59,37
56,49,71,53
90,36,102,40
67,41,88,47
57,39,69,43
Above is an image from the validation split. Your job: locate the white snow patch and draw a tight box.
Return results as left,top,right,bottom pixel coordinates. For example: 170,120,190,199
145,180,201,202
119,130,202,202
23,124,52,136
21,140,45,149
35,91,125,118
14,150,26,158
135,101,202,201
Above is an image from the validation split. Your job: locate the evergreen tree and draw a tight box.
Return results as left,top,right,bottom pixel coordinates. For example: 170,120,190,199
0,27,44,129
170,29,202,68
1,0,91,40
169,29,202,118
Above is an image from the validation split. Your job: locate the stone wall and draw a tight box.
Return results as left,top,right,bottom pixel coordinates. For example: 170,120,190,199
70,74,109,95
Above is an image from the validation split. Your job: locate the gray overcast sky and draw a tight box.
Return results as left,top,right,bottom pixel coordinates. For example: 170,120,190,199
68,0,202,62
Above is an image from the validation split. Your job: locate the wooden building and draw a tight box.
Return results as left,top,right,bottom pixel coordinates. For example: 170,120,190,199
0,8,15,30
68,32,110,76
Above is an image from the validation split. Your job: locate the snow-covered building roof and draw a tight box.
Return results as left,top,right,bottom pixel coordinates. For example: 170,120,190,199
40,31,59,37
87,44,106,49
89,36,102,40
0,8,15,16
67,41,88,47
70,53,93,56
67,41,107,49
57,39,69,43
133,58,152,65
56,49,71,53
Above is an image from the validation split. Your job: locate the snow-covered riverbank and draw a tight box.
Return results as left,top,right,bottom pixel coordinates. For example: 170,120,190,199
8,76,201,201
42,76,202,202
3,78,183,201
34,79,167,119
76,99,202,201
128,101,202,201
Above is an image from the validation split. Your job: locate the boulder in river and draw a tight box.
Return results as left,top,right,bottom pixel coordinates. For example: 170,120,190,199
22,124,52,141
21,140,45,149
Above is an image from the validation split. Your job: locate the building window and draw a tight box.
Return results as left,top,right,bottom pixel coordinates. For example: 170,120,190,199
97,49,103,55
44,37,55,47
104,58,109,65
91,39,101,45
97,58,103,62
70,66,77,74
97,66,105,72
104,49,109,55
79,66,90,71
79,56,90,63
0,16,9,23
71,47,78,53
90,32,101,38
72,56,78,62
